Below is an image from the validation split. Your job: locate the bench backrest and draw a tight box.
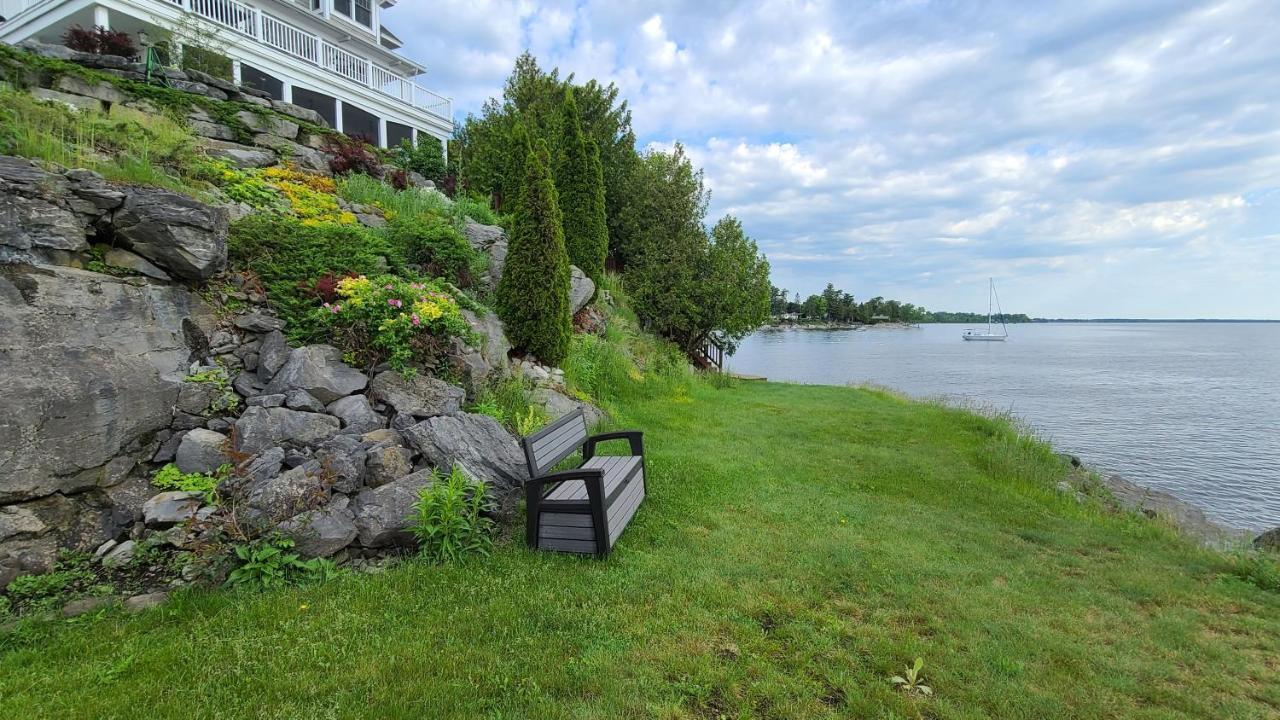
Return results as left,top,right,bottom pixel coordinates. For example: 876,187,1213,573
522,409,588,477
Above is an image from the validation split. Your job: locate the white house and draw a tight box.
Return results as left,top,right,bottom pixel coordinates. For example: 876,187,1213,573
0,0,452,150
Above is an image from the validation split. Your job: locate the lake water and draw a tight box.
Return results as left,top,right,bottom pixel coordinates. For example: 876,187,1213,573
728,323,1280,531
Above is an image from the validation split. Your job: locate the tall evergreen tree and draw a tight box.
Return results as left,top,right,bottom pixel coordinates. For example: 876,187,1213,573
496,134,572,365
554,88,609,280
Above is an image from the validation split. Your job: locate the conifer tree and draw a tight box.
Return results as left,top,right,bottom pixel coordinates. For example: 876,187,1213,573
496,134,572,365
554,88,609,281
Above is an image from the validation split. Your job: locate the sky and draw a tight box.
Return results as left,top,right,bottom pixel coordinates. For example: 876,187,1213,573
385,0,1280,319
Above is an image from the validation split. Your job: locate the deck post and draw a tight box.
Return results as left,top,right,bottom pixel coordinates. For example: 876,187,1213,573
93,5,109,31
334,98,344,133
231,60,242,86
281,81,293,104
377,117,387,148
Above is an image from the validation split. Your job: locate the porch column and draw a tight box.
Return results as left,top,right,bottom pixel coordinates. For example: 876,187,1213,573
281,81,293,104
231,60,242,86
334,98,344,133
377,117,387,148
410,127,418,147
93,5,110,30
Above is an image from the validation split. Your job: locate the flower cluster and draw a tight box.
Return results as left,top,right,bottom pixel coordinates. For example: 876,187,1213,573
316,274,470,372
208,162,355,226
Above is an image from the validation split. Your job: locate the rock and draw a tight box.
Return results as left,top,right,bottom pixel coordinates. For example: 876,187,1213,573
460,309,511,374
401,414,528,509
153,430,189,464
113,187,229,281
93,539,118,559
315,435,366,494
257,330,290,380
200,139,278,168
232,312,283,333
0,503,49,541
123,592,168,613
569,265,596,314
54,74,129,105
143,492,202,527
233,406,341,454
327,395,385,434
174,429,228,474
0,265,214,503
0,536,58,589
534,387,606,427
368,371,464,418
285,389,327,413
30,87,104,113
252,134,330,173
101,539,136,568
463,221,508,289
103,247,171,280
0,156,90,252
265,345,368,403
232,371,264,398
352,469,439,547
236,110,299,139
278,496,357,557
245,461,329,522
247,393,286,408
1254,527,1280,552
62,596,117,618
270,100,328,127
16,39,77,60
175,381,219,416
364,445,414,488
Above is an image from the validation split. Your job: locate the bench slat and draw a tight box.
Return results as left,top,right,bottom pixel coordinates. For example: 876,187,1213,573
539,525,595,541
608,476,645,545
541,512,592,527
539,537,599,554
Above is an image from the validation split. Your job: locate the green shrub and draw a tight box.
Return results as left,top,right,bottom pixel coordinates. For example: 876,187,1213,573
227,215,404,341
453,194,506,228
409,465,495,564
468,375,546,435
496,136,572,365
313,274,471,373
393,136,446,181
554,87,608,280
337,173,452,220
1223,552,1280,592
151,463,227,504
225,537,340,591
381,217,483,287
4,552,97,615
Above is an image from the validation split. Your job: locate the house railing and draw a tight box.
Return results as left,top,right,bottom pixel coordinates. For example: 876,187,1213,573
161,0,451,122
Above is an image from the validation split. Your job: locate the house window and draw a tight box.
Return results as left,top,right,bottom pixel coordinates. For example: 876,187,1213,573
332,0,372,28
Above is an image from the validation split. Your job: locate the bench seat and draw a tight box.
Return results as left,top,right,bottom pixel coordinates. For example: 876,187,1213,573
522,410,646,557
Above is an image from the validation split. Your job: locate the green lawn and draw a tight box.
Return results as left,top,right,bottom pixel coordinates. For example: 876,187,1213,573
2,381,1277,719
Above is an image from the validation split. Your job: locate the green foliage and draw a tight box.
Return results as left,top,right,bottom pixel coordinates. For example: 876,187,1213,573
314,274,470,373
3,552,96,615
225,537,339,591
409,465,495,564
337,173,452,221
183,365,241,414
381,217,483,287
890,657,933,696
496,136,572,365
1223,552,1280,592
554,88,609,280
227,215,404,341
0,89,201,193
452,194,505,228
393,136,446,181
151,463,227,504
468,375,540,434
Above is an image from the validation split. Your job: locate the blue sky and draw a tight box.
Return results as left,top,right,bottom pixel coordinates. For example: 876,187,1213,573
386,1,1280,318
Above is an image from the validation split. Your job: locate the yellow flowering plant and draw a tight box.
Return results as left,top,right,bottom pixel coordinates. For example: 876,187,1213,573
316,274,472,372
205,160,356,226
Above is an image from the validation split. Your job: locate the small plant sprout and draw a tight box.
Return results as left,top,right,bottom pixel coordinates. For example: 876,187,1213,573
891,657,932,696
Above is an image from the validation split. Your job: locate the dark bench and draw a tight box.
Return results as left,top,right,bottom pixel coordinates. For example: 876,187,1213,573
521,409,646,557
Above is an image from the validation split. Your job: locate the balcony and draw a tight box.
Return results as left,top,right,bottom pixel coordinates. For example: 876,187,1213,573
164,0,451,122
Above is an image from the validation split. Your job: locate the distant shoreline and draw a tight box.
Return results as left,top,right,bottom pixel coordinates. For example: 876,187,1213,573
765,319,1280,329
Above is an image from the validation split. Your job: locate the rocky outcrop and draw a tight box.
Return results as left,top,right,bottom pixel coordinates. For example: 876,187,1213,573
464,220,508,290
401,414,528,510
351,469,439,547
264,345,369,404
113,187,230,281
368,371,464,418
569,266,596,315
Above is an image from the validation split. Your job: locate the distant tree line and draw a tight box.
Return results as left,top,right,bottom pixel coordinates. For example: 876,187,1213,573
770,283,1030,324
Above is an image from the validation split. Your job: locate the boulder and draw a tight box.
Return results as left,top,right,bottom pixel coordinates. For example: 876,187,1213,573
401,414,528,508
0,156,89,252
103,247,171,280
278,496,357,557
460,308,511,374
112,187,229,281
364,445,414,488
264,345,368,404
1254,527,1280,552
352,469,439,547
245,461,329,522
30,87,103,114
235,110,299,139
569,265,596,315
142,492,202,527
463,220,508,289
232,312,283,333
270,99,329,127
233,406,340,454
252,134,329,173
123,592,168,612
534,387,606,427
174,429,228,475
189,120,237,141
53,74,128,105
327,395,384,434
175,381,219,415
0,536,58,589
285,389,326,413
201,139,278,169
0,265,214,503
368,371,464,418
247,393,285,408
256,330,290,380
101,539,137,568
315,435,366,494
62,596,117,618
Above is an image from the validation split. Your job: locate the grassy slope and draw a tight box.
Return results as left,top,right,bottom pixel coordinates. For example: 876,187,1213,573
2,381,1277,719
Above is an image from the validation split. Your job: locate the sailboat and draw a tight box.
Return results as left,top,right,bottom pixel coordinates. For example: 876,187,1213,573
962,278,1008,342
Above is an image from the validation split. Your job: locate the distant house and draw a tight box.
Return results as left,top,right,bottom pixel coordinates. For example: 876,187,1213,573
870,314,890,323
779,312,800,323
0,0,452,151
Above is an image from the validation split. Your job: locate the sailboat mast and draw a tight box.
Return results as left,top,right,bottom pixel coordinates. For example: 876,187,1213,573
986,277,993,334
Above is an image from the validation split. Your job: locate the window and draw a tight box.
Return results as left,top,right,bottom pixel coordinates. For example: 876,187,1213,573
332,0,372,29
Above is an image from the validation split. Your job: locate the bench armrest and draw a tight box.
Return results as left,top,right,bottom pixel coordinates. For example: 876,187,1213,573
527,468,605,499
583,431,644,460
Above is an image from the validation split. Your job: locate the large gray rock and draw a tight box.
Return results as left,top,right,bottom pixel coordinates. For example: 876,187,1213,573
201,139,278,168
142,491,202,527
463,220,508,289
0,156,89,252
233,406,340,454
236,110,298,139
256,330,290,381
54,74,129,105
103,247,171,280
534,387,606,428
264,345,368,404
569,265,596,315
460,308,511,374
0,265,214,503
113,187,229,281
270,99,328,127
174,429,228,475
252,134,329,173
1254,527,1280,552
401,413,528,508
315,435,366,494
364,445,413,488
352,469,438,547
368,371,464,418
327,395,384,434
245,461,329,522
278,496,356,558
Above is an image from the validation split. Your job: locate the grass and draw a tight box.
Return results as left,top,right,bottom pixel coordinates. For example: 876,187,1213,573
2,378,1277,718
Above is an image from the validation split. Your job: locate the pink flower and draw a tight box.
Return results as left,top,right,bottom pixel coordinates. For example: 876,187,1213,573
411,313,421,326
387,298,402,308
383,284,393,290
330,304,341,313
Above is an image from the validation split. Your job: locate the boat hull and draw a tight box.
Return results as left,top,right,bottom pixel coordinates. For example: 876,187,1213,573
962,335,1006,341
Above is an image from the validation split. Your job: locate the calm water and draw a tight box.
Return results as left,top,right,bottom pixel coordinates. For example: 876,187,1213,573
729,323,1280,531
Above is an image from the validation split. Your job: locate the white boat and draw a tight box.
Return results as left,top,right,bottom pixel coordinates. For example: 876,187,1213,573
962,278,1008,342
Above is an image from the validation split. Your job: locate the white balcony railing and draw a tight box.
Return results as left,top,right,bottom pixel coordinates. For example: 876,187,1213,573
160,0,451,123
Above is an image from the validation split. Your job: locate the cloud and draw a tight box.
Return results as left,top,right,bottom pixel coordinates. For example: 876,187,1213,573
385,0,1280,318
